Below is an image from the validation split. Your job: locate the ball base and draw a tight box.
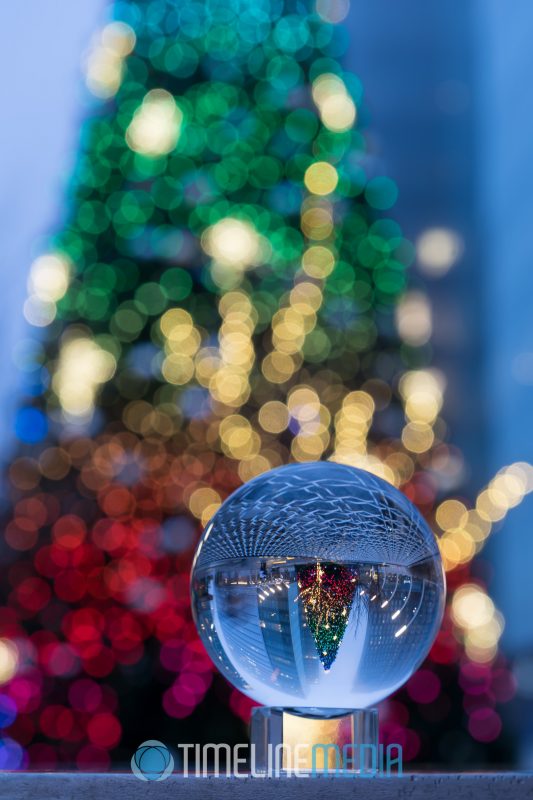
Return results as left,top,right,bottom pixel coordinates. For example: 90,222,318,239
250,706,379,775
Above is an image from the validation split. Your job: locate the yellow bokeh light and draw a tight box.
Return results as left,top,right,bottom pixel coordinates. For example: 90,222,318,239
219,415,261,460
258,401,289,434
438,528,476,570
506,461,533,492
159,308,201,386
312,73,356,132
320,94,356,132
416,227,463,277
384,452,414,485
101,21,136,56
464,612,504,662
53,336,116,418
219,291,255,320
331,452,396,486
436,461,533,569
405,391,441,425
304,162,339,196
210,369,251,407
401,421,435,453
476,489,507,522
395,291,432,346
489,470,527,509
438,534,462,572
189,487,221,522
262,352,297,384
333,391,375,464
28,253,70,303
451,584,504,664
161,354,195,386
238,454,272,482
0,638,18,685
435,499,468,530
359,457,397,486
86,22,136,98
290,281,323,311
400,370,444,431
302,245,335,279
126,89,183,157
166,328,201,357
461,509,491,543
452,584,495,629
288,388,322,432
202,218,265,270
292,433,327,461
202,288,258,408
400,369,445,403
195,348,220,387
160,308,193,337
301,204,334,239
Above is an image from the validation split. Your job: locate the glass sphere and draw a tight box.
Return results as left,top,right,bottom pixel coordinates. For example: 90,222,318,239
191,462,445,711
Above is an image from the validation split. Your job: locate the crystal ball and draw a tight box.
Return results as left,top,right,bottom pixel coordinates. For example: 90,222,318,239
191,462,445,711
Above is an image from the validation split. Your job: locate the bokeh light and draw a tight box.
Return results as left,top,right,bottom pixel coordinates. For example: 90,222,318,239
416,228,463,277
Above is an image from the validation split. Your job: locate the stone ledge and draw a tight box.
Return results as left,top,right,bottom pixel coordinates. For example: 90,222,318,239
0,773,532,800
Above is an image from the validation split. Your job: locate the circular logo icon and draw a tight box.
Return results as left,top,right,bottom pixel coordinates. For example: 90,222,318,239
131,740,174,781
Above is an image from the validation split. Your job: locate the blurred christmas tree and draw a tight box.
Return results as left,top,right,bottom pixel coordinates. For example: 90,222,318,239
0,0,518,771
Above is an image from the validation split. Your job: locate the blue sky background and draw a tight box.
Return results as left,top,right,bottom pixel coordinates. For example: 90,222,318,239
0,0,105,451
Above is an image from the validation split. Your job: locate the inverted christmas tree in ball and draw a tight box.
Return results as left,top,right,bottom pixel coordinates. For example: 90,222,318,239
191,462,445,772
